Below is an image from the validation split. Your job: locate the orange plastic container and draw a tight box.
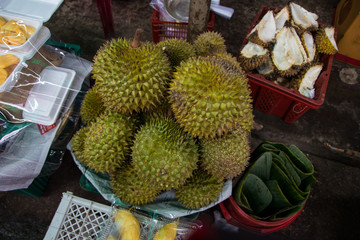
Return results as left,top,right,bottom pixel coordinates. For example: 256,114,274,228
152,10,215,43
219,196,304,235
243,6,335,123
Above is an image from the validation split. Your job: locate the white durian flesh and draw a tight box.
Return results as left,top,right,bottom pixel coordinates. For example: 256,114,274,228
271,25,307,76
297,64,323,98
302,32,316,62
275,6,290,33
247,10,276,46
289,2,318,31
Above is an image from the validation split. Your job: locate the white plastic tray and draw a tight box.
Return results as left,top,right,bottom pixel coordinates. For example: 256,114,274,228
23,66,76,125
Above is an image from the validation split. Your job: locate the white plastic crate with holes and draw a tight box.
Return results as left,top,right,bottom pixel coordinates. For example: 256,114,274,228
44,191,112,240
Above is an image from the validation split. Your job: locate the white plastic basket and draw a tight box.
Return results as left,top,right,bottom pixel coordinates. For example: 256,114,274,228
44,192,112,240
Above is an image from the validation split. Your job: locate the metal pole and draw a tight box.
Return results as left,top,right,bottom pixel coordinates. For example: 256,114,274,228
187,0,211,43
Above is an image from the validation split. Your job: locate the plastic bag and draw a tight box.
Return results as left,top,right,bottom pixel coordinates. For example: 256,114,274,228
97,205,201,240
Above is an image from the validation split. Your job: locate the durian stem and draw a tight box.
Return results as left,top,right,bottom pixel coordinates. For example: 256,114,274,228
131,28,143,48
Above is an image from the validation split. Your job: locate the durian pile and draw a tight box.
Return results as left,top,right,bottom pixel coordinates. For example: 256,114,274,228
72,30,254,210
238,2,338,99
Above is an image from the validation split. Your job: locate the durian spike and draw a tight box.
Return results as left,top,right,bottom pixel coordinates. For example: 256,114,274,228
131,28,143,48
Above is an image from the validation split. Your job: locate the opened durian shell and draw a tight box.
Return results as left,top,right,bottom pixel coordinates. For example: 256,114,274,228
289,2,319,33
271,23,308,77
238,41,269,72
247,10,276,47
290,63,323,98
274,6,290,33
315,25,338,55
301,31,317,63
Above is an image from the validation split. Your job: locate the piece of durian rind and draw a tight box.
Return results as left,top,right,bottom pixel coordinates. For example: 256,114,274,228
315,26,338,55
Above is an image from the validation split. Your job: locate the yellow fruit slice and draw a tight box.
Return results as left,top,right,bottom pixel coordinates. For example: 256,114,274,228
153,222,178,240
0,54,19,69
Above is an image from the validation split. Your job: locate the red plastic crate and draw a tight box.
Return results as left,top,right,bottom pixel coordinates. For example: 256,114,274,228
219,196,304,235
152,10,215,43
243,6,335,123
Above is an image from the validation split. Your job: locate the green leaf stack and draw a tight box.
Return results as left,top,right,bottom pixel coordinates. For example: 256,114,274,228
233,141,317,220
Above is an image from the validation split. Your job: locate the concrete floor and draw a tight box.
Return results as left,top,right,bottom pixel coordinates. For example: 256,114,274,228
1,0,360,239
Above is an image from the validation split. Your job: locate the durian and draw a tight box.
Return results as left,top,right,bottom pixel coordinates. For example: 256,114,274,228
193,31,227,57
92,32,171,114
256,55,276,79
271,23,307,77
315,26,338,55
289,2,318,33
157,38,196,69
246,10,276,47
111,165,162,205
274,6,290,33
290,63,323,98
131,117,199,190
82,111,135,174
238,41,269,72
80,86,106,125
301,31,317,63
170,55,253,139
71,126,88,162
175,169,224,209
200,127,250,180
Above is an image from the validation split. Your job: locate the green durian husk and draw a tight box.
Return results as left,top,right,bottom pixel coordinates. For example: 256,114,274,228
315,26,338,55
175,168,224,209
110,165,162,205
80,86,106,125
82,111,136,174
170,55,254,139
131,117,199,191
193,31,227,57
71,126,89,162
200,127,251,180
157,38,196,70
92,38,172,114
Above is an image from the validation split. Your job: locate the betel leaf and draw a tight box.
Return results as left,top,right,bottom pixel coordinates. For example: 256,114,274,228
242,173,272,214
266,180,292,209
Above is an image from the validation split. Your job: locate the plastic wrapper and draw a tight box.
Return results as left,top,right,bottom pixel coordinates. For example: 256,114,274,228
98,205,201,240
0,40,92,191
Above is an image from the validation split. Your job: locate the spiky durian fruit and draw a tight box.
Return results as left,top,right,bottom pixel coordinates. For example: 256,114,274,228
131,117,199,190
272,23,307,77
82,111,136,174
170,55,253,139
246,10,276,47
238,41,269,72
80,86,106,125
111,165,162,205
157,38,196,69
274,6,290,33
175,169,224,209
315,26,338,55
193,31,226,57
290,63,323,98
71,126,88,162
301,31,317,63
289,2,318,33
200,127,250,180
92,38,171,114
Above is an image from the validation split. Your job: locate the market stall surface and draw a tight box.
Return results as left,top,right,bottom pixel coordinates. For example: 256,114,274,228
1,0,360,239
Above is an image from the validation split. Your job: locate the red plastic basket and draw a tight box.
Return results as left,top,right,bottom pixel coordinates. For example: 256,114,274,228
219,196,304,235
243,6,335,123
152,10,215,43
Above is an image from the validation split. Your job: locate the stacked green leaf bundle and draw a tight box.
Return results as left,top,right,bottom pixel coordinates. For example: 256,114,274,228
233,141,317,220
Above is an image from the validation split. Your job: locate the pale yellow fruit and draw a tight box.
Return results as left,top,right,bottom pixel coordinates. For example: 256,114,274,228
114,210,140,240
153,222,178,240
